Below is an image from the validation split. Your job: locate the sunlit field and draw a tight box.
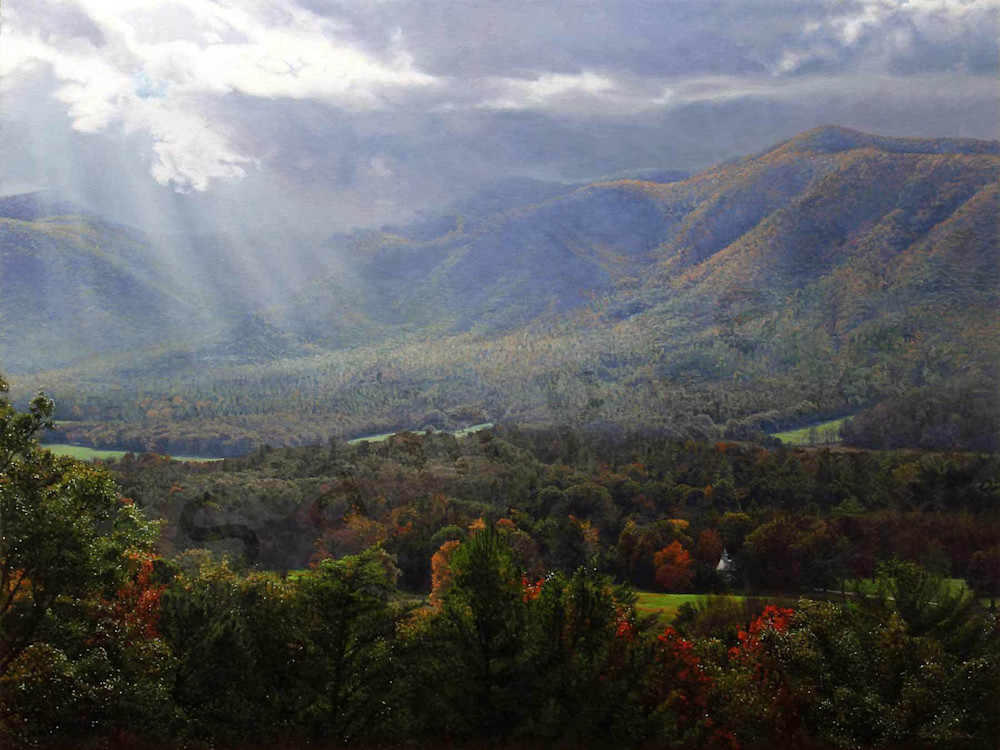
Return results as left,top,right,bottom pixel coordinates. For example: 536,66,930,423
634,592,725,622
771,416,849,445
346,422,494,444
42,443,222,463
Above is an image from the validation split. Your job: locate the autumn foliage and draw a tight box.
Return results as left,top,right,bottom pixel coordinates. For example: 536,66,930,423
114,552,165,639
695,528,725,567
654,541,694,592
430,539,461,607
644,627,736,748
521,574,545,602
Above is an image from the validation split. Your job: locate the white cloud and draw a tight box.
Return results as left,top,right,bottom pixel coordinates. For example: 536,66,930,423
772,0,999,75
0,0,995,209
1,0,436,191
481,71,617,111
471,71,690,118
834,2,884,46
368,156,393,178
1,28,132,132
128,100,252,192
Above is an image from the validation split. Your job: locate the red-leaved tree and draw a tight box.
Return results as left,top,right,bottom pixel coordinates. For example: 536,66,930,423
644,627,737,749
654,541,694,592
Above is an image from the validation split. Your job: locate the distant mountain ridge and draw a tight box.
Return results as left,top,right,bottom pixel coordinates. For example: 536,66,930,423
281,125,997,344
3,126,997,451
0,212,211,372
763,125,999,157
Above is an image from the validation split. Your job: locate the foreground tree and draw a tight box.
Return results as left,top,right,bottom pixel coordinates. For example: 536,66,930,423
525,566,643,744
0,379,157,676
0,378,166,744
158,561,299,744
432,526,529,741
295,547,410,744
713,565,999,750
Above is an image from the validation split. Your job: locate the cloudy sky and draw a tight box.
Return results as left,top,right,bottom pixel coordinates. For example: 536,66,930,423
1,0,997,234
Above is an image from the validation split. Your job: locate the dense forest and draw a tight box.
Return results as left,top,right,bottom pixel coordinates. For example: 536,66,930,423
3,380,997,749
109,421,1000,590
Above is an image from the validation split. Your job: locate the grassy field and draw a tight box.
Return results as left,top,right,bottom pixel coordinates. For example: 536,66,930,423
42,422,496,460
452,422,495,438
634,592,746,623
771,416,849,445
42,443,222,463
347,422,494,445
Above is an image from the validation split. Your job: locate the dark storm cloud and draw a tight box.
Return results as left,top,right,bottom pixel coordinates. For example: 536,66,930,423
299,1,997,79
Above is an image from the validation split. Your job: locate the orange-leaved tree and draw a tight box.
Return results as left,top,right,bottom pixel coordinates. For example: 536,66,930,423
430,539,461,608
654,541,694,592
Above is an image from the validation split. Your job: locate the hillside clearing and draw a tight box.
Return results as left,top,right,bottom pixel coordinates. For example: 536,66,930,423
772,416,849,445
42,442,222,463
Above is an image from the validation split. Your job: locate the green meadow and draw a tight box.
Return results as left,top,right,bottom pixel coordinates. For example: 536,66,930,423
634,592,745,623
42,443,222,463
771,416,849,445
43,422,497,464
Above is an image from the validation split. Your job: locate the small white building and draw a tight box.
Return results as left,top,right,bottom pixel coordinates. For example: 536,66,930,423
716,549,734,573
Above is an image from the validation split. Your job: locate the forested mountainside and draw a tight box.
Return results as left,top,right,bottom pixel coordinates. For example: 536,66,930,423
0,201,349,371
4,126,997,454
281,125,997,340
0,214,206,371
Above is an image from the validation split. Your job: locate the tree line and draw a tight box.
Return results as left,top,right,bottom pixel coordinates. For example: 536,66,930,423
103,424,1000,598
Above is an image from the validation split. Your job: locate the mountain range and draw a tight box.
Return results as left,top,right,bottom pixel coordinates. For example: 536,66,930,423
2,126,997,454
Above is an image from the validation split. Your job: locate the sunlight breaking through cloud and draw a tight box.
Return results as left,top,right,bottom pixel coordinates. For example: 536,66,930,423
0,0,996,228
1,0,437,192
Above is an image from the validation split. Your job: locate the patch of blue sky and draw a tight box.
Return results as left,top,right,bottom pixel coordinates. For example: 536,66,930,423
133,71,168,100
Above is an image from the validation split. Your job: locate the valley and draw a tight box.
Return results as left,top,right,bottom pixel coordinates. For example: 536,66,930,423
2,127,998,750
4,126,997,457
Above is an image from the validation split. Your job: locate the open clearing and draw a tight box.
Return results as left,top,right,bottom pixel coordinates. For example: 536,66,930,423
772,416,849,445
42,443,222,463
347,422,494,445
635,592,746,622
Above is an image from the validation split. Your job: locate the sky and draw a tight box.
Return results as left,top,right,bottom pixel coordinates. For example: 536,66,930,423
1,0,998,235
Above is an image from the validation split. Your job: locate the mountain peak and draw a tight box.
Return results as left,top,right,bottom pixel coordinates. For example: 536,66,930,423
773,125,999,157
780,125,868,154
